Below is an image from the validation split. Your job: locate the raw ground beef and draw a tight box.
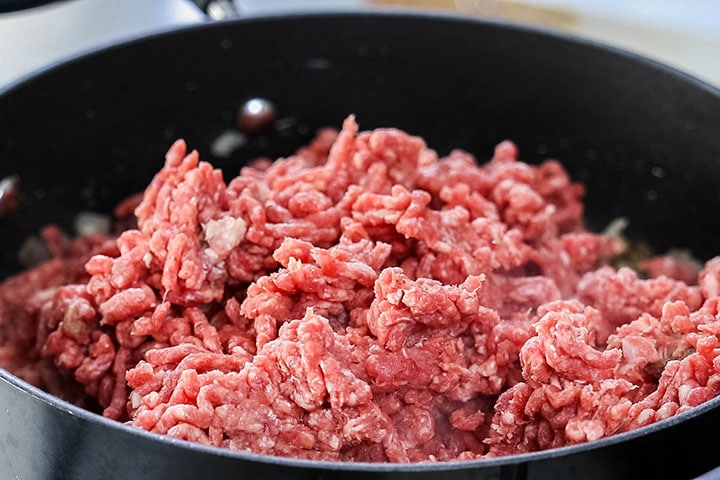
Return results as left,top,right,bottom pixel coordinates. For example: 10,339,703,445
2,115,720,462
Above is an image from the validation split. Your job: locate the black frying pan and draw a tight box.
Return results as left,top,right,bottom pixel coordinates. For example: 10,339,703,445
1,10,720,480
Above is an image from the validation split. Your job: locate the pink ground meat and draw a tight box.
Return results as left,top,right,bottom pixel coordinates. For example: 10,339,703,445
2,115,720,462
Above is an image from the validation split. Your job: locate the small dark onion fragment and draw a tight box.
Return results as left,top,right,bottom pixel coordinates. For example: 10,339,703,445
237,98,276,136
0,175,20,217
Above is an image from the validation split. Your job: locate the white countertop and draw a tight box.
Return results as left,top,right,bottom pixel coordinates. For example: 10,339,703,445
0,0,206,87
0,0,365,87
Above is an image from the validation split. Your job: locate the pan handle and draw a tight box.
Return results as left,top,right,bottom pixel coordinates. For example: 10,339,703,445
189,0,240,20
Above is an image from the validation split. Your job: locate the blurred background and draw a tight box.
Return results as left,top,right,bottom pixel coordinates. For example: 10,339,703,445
0,0,718,88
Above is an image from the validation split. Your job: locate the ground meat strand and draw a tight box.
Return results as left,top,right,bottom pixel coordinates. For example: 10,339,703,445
2,116,720,462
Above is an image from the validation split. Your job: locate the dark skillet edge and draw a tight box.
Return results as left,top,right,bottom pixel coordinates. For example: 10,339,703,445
1,8,719,99
3,366,720,472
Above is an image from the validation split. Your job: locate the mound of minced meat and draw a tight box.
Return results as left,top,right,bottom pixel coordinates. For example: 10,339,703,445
2,116,720,462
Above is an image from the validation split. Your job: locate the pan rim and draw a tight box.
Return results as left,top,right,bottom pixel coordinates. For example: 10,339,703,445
0,8,718,98
3,365,719,471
